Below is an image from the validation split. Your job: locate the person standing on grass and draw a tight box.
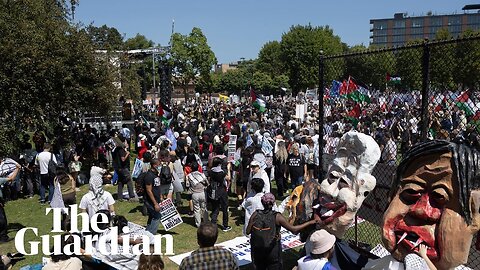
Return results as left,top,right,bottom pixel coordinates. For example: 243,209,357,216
35,143,57,204
186,161,208,227
246,193,318,270
144,159,169,234
240,177,264,236
209,157,231,232
287,144,307,190
112,135,137,202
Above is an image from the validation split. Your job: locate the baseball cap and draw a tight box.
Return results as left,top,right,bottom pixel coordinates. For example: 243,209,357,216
310,229,336,255
250,160,261,167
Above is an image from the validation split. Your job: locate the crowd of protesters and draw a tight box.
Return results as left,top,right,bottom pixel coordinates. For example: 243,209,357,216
1,88,480,269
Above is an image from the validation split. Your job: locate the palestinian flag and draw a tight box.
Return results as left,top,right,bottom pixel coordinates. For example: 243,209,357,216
346,104,361,126
386,73,401,85
455,90,475,116
250,87,267,113
340,76,371,103
158,101,173,125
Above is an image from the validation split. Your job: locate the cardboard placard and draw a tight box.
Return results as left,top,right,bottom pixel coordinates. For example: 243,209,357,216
159,199,183,231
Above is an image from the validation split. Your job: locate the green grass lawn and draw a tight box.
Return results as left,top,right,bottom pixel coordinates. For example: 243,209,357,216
0,183,382,270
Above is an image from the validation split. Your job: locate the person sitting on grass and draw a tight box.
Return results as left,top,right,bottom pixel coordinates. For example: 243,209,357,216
43,233,82,270
79,167,115,220
179,222,239,270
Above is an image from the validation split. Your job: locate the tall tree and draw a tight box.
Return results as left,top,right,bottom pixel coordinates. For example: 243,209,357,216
124,34,154,50
0,0,117,155
454,29,480,89
170,27,216,100
429,29,455,91
280,24,345,94
256,41,284,77
85,24,124,50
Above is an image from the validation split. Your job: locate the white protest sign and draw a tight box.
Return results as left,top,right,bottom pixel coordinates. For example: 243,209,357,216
227,135,237,162
159,199,183,231
169,228,304,266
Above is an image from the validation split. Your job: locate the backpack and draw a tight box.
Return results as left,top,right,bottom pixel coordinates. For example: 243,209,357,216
159,163,173,185
47,153,57,177
250,210,279,252
135,171,148,197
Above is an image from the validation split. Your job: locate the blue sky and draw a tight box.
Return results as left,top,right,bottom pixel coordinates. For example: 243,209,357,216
75,0,473,63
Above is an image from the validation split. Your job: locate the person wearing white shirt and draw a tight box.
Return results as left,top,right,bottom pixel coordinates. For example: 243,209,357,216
241,178,265,235
35,143,57,204
248,160,270,194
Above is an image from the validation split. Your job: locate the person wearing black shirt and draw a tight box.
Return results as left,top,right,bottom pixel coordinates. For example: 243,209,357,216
209,157,231,232
112,139,136,202
144,159,162,234
287,145,307,190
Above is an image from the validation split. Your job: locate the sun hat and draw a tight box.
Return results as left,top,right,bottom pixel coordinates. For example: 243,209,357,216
310,229,336,255
250,160,261,167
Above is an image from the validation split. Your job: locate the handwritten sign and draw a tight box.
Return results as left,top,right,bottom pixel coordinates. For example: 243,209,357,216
159,199,183,231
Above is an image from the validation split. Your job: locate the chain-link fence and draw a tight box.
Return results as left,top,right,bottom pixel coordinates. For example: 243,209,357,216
318,35,480,268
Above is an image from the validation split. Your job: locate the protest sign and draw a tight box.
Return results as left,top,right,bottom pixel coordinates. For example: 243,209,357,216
227,135,237,162
169,228,304,266
159,199,183,231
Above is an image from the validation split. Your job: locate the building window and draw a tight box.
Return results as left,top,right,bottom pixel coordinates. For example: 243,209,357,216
430,26,444,34
374,21,388,30
411,18,424,28
394,20,405,28
393,35,405,43
411,27,423,35
393,28,405,35
373,36,387,43
430,17,443,26
409,34,425,40
468,14,480,25
373,29,387,36
448,25,462,33
448,15,462,26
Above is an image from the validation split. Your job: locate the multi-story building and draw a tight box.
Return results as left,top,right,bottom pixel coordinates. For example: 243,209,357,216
214,62,239,73
370,5,480,47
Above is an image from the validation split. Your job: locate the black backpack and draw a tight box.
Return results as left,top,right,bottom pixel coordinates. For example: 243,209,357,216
159,163,173,185
135,171,148,197
250,210,279,252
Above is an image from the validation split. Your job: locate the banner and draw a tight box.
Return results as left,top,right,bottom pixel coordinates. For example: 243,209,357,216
169,228,304,266
159,199,183,231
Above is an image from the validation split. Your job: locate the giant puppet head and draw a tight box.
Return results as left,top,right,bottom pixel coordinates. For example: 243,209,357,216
295,131,380,239
382,140,480,269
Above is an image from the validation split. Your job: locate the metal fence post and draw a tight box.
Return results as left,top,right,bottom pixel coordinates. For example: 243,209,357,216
420,39,430,141
318,52,325,180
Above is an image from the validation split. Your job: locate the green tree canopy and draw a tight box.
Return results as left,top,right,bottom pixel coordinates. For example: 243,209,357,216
85,24,124,50
256,41,284,77
124,34,154,50
0,0,118,155
170,27,216,98
280,24,345,94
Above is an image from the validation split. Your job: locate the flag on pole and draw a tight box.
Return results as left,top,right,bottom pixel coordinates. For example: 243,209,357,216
386,73,402,85
330,80,341,98
158,101,173,126
141,116,149,127
250,87,267,113
340,76,371,103
455,90,475,116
